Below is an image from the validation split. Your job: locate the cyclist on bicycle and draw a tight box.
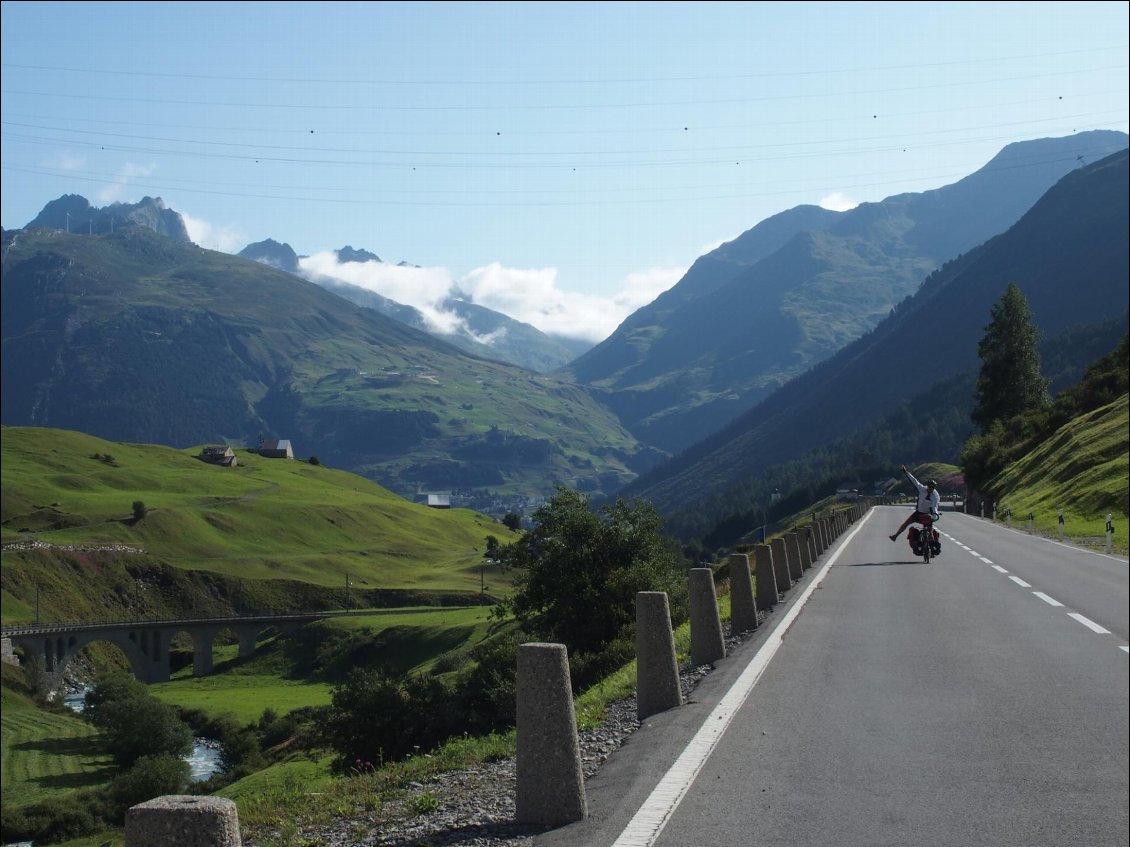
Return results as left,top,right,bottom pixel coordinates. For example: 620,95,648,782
889,465,941,542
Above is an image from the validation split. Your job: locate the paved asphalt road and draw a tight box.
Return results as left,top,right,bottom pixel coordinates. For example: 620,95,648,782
534,505,1129,847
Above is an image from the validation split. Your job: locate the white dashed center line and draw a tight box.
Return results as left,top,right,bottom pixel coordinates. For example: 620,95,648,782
1068,613,1111,634
947,529,1123,649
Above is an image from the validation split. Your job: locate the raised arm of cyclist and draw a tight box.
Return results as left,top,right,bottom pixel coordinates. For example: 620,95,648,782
904,466,941,518
890,465,941,541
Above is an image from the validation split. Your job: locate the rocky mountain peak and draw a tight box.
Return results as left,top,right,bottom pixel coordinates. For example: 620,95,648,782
336,245,382,264
24,194,192,243
239,239,300,273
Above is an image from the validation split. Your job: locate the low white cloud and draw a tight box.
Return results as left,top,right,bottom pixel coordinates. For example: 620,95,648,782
459,263,684,343
300,252,471,336
96,162,156,204
610,266,686,313
818,192,858,212
181,213,247,253
294,253,687,345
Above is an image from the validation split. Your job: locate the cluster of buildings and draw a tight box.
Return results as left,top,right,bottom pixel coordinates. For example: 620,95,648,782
197,439,294,467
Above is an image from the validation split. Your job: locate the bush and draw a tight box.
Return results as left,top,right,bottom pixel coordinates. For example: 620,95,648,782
220,726,266,777
323,667,458,770
453,633,520,732
85,672,192,767
497,487,687,657
569,632,635,693
1,793,102,844
109,754,190,817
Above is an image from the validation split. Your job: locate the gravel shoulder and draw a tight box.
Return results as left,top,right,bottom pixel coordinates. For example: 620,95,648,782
261,625,753,847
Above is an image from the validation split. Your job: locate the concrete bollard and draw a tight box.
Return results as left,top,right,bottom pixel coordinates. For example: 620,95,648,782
516,643,587,826
806,527,818,562
795,530,812,571
784,533,804,582
752,544,778,611
769,537,792,591
812,521,825,556
727,553,758,634
689,568,725,666
636,592,683,720
125,795,241,847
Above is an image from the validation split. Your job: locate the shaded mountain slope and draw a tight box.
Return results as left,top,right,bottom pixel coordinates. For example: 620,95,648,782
623,148,1130,516
569,131,1128,453
0,226,645,502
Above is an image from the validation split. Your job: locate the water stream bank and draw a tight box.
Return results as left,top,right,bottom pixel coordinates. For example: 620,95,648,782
62,688,224,782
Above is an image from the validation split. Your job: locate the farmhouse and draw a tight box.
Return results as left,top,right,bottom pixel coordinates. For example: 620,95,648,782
258,439,294,459
199,446,237,467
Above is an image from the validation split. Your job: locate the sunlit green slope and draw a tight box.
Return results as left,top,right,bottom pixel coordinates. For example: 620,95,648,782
1,426,516,624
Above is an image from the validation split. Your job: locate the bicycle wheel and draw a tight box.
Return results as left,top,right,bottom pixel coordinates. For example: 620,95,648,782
922,529,931,564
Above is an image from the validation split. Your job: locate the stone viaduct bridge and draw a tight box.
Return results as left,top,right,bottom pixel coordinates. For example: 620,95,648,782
0,612,340,689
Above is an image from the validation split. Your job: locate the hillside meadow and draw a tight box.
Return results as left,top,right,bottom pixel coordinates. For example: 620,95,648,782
983,394,1129,551
0,667,115,809
1,426,517,623
149,606,500,724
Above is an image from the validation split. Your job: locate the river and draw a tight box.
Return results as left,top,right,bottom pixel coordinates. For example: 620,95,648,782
0,692,224,847
62,688,224,782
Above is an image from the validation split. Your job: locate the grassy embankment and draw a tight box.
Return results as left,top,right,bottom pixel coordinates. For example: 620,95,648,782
0,665,114,809
981,394,1128,553
150,605,500,723
1,425,516,844
1,425,516,624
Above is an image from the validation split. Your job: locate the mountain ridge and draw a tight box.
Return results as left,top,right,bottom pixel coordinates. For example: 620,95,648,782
0,225,648,508
624,147,1130,521
567,130,1129,454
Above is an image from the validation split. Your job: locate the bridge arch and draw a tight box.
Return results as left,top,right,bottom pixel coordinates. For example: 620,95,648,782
12,629,157,692
3,613,330,691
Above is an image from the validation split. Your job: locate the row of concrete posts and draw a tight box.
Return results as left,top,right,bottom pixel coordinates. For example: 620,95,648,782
122,505,867,845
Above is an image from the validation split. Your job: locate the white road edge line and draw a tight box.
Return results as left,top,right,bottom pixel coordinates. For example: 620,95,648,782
1009,576,1032,587
980,557,994,564
610,511,875,847
1033,592,1064,607
992,565,1009,574
1068,613,1111,634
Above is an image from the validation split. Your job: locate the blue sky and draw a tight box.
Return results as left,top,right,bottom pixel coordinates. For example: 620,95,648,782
2,1,1127,343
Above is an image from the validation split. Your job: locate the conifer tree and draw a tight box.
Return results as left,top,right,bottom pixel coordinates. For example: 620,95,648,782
971,283,1050,432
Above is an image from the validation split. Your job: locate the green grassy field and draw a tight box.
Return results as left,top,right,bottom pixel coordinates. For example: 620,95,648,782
985,394,1128,551
1,426,517,624
0,683,115,808
151,607,497,723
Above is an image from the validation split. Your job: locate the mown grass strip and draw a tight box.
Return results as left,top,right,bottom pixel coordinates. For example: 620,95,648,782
1,687,114,808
